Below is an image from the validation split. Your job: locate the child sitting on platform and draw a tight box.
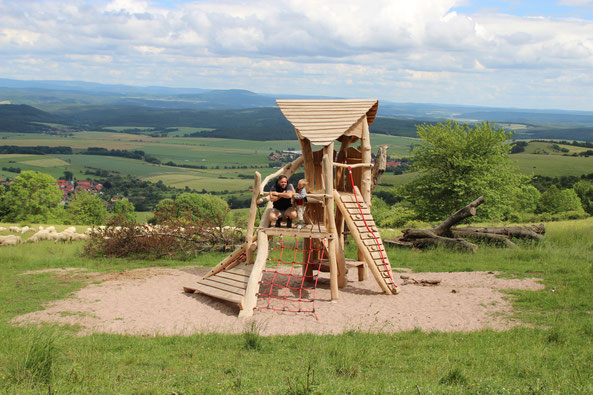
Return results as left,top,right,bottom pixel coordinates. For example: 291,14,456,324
293,179,308,229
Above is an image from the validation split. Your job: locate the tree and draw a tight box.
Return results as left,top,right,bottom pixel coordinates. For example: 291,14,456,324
573,180,593,215
536,185,584,214
63,171,73,181
111,198,137,222
402,121,523,221
153,193,229,225
2,171,63,222
67,191,108,225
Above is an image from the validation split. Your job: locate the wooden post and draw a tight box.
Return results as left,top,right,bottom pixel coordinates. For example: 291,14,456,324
322,142,345,297
360,116,372,205
358,117,372,263
299,136,316,190
245,171,261,264
335,136,352,191
239,230,269,318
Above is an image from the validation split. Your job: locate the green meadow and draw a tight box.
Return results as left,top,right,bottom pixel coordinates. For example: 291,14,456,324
0,131,418,193
0,219,592,393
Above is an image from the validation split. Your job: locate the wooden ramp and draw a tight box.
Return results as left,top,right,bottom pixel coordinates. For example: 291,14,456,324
184,230,270,317
184,262,254,309
335,190,399,294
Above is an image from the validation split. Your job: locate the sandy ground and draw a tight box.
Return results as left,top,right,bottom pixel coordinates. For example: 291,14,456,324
13,266,544,336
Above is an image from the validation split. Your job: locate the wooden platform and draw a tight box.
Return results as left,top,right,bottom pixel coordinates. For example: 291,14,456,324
184,262,254,308
257,224,333,239
337,192,398,293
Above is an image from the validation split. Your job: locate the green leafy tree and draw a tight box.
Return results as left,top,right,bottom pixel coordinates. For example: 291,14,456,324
2,170,63,222
153,193,229,225
111,198,137,222
536,185,584,214
573,180,593,215
402,121,523,221
67,191,108,225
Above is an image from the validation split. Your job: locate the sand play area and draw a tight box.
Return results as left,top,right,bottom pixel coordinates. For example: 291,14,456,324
13,266,544,336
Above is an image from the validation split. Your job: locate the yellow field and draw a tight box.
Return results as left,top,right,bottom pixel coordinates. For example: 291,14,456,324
0,154,34,159
18,158,71,167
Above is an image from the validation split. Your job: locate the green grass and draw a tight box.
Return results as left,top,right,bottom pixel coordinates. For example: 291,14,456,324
512,153,593,177
0,219,592,392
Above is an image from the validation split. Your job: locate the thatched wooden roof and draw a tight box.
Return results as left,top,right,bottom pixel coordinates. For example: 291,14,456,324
276,99,378,146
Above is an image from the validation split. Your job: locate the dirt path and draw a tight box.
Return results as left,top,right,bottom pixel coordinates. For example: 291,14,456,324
13,267,544,336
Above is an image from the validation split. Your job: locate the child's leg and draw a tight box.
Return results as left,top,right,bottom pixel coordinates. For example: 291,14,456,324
297,205,305,222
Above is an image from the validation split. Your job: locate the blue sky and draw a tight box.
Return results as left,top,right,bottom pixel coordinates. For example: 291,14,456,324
1,0,592,111
454,0,593,19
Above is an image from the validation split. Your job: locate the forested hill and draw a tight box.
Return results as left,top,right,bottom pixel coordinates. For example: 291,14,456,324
56,105,424,140
0,104,62,133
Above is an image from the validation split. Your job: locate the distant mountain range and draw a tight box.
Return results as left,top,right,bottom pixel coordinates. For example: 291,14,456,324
1,78,593,140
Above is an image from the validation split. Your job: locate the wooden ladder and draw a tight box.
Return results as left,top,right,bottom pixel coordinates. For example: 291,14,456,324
335,190,399,294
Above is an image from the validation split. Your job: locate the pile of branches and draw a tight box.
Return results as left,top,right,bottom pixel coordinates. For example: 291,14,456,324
385,196,545,253
84,215,243,259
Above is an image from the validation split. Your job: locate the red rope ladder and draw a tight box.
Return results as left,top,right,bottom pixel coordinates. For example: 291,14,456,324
347,166,397,291
256,235,326,319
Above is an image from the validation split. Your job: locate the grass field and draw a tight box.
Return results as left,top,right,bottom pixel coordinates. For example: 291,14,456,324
0,219,592,392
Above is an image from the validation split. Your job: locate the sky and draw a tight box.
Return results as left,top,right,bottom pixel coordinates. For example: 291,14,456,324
1,0,593,111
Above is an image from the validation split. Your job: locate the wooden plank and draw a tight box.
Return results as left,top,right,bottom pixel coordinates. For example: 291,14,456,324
225,265,254,277
262,227,331,238
199,278,246,295
353,220,376,227
370,250,388,259
203,243,248,279
193,283,244,305
208,274,249,288
217,271,249,284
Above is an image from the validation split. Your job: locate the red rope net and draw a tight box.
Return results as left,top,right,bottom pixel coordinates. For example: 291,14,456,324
256,235,326,319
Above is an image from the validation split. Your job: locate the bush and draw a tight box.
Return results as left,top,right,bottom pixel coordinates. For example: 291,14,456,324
153,193,229,225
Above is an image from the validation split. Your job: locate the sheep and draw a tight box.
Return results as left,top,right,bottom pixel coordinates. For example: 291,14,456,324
0,235,22,246
0,227,6,232
45,226,56,233
20,226,32,234
25,230,54,243
54,232,74,243
64,226,77,233
38,225,44,231
9,226,20,233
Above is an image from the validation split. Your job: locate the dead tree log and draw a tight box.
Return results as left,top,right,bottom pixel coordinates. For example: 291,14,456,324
453,225,544,240
371,145,388,191
450,229,518,248
412,236,478,253
384,197,545,252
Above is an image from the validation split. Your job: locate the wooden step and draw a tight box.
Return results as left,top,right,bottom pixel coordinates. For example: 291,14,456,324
185,283,244,306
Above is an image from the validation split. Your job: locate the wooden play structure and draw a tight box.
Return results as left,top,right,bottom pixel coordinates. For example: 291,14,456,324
184,99,399,317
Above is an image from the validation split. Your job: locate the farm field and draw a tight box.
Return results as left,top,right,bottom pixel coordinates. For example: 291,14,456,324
0,219,592,392
0,131,418,192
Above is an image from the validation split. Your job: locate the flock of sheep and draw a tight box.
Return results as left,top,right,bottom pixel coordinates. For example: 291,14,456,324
0,225,92,246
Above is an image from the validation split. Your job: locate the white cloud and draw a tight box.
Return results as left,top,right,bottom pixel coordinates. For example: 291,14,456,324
0,0,591,109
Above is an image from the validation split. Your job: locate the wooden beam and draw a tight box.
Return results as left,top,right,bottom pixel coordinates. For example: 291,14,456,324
360,116,372,205
299,135,316,190
323,143,346,295
238,230,269,318
333,162,373,169
245,171,261,264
